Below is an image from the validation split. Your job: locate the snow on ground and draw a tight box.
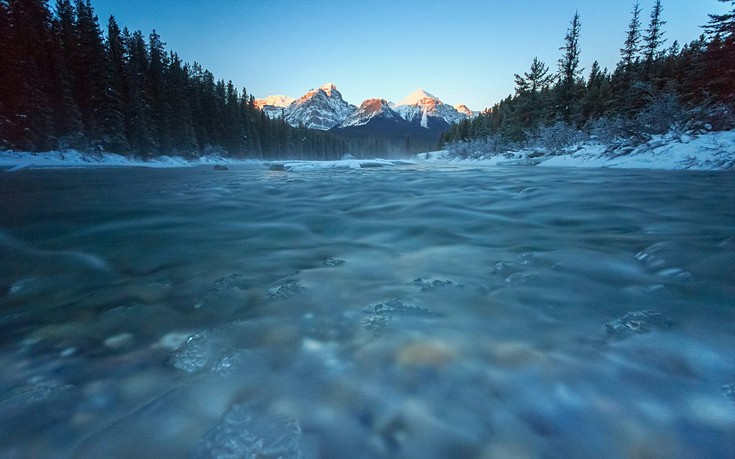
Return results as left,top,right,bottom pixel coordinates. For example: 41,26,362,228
0,150,249,170
2,130,734,171
418,130,735,171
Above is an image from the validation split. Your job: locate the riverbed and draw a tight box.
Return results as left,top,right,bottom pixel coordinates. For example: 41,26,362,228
1,163,734,458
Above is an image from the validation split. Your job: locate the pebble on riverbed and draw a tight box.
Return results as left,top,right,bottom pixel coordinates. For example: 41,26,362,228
396,340,457,368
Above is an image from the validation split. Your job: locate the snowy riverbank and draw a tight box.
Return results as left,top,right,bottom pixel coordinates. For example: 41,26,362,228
0,150,244,170
2,129,734,171
417,130,735,170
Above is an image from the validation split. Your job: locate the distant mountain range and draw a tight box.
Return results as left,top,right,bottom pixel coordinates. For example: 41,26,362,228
254,84,477,151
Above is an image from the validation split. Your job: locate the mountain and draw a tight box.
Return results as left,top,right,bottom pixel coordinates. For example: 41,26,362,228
394,89,466,128
254,95,294,110
340,98,404,128
254,84,475,155
283,83,356,130
333,98,443,153
454,104,478,118
254,95,294,119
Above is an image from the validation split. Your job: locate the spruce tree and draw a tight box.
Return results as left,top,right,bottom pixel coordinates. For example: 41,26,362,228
515,57,553,94
0,1,10,147
103,16,129,153
147,30,171,151
556,11,583,123
703,0,735,100
643,0,666,63
73,0,109,146
4,0,57,150
620,1,642,71
125,29,157,156
51,0,85,148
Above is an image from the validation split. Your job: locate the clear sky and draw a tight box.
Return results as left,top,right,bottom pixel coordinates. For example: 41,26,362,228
90,0,727,111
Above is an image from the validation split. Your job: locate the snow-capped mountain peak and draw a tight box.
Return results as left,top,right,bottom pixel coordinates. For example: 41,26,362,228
253,94,294,110
319,83,338,97
454,104,477,118
283,83,356,130
397,88,440,107
341,98,399,127
394,88,465,128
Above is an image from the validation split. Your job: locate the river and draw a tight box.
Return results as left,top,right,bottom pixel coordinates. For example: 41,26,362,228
1,163,734,458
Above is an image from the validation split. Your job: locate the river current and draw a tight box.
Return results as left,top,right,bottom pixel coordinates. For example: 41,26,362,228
1,163,734,458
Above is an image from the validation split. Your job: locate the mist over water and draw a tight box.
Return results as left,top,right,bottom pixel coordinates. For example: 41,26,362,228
1,164,734,458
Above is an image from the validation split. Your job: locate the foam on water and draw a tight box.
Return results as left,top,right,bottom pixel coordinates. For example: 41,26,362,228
0,164,734,458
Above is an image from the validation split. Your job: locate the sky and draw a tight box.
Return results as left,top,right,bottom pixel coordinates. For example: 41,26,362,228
90,0,728,111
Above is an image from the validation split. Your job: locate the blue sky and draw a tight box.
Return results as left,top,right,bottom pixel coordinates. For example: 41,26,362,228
90,0,727,111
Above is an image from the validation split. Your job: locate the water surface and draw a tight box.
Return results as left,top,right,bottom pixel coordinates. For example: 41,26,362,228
1,164,734,458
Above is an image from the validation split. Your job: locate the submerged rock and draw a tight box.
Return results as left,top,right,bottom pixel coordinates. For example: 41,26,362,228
605,310,674,339
193,403,302,459
267,280,304,300
0,379,73,409
103,332,134,350
321,257,345,267
411,278,462,291
364,299,436,334
170,331,212,373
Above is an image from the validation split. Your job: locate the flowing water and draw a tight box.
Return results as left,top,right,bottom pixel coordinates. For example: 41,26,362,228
0,163,734,458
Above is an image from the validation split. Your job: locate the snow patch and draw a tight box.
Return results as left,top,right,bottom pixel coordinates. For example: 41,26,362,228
0,150,254,169
417,130,735,171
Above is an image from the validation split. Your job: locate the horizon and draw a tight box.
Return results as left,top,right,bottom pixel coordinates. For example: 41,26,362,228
89,0,728,111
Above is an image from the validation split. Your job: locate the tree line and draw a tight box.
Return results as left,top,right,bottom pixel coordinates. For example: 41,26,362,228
440,0,735,149
0,0,346,159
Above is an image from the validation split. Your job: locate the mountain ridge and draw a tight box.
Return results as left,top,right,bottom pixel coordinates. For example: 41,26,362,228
257,84,474,130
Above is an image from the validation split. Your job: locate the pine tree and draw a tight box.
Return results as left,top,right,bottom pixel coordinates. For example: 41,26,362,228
50,0,85,148
147,30,171,151
4,0,58,150
73,0,109,146
514,57,553,94
703,0,735,100
643,0,666,63
556,11,583,123
103,15,129,152
620,1,642,71
125,29,157,156
0,1,10,147
166,52,197,156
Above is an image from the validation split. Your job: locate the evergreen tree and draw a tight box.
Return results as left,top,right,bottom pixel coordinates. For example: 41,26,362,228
4,0,57,150
514,57,553,94
0,1,10,147
73,0,109,145
50,0,85,148
147,30,170,150
703,0,735,100
620,1,642,71
125,29,157,156
103,15,129,152
643,0,666,63
165,52,197,156
556,11,583,123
